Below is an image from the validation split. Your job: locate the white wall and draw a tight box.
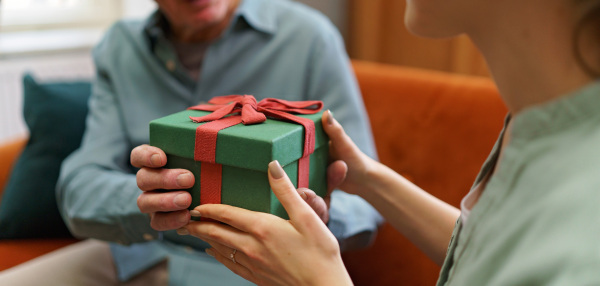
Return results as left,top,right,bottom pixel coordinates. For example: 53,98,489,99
122,0,157,19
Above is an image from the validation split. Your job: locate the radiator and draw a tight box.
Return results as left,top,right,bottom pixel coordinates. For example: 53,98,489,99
0,52,94,143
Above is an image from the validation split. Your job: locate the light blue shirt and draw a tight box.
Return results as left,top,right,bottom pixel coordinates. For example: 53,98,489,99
57,0,382,284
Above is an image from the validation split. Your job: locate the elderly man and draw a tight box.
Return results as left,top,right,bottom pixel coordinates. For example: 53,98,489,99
0,0,381,285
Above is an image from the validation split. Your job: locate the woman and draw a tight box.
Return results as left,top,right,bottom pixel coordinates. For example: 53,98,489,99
181,0,600,285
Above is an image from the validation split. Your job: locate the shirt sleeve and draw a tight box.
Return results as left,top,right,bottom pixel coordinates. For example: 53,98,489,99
56,33,158,245
304,21,384,249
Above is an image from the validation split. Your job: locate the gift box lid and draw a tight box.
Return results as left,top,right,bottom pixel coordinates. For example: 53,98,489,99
149,109,328,172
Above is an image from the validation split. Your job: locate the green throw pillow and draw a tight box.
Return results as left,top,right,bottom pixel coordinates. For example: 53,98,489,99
0,74,91,239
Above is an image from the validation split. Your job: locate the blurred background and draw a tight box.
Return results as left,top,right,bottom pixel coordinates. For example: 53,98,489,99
0,0,488,143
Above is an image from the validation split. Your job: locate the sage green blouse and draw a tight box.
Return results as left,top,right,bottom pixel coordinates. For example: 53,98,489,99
438,82,600,285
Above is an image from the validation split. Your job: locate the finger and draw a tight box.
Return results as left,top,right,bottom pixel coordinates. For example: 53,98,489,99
205,248,257,284
321,110,361,158
327,160,348,195
184,220,258,266
298,188,329,224
131,144,167,168
188,204,267,235
136,168,194,191
202,238,250,268
268,160,320,223
149,209,190,231
324,161,348,211
137,191,191,213
324,195,331,210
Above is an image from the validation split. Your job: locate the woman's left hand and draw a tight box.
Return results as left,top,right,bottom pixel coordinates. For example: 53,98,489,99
181,160,353,286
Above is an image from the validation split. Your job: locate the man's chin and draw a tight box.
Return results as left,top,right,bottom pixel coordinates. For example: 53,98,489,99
190,13,222,27
188,2,228,25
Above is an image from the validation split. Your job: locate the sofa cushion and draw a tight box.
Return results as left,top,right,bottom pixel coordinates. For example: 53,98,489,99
0,75,91,239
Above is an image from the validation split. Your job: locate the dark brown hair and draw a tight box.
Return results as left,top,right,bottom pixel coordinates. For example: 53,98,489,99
574,1,600,77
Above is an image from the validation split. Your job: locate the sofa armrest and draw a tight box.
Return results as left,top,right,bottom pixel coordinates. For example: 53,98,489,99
0,137,27,202
0,137,81,272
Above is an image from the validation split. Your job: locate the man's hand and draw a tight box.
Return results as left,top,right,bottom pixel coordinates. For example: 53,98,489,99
131,144,195,231
131,144,334,228
297,188,330,224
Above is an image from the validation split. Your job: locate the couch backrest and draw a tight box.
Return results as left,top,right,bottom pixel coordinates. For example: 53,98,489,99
344,60,507,285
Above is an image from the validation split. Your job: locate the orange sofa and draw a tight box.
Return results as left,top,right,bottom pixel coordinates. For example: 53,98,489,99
0,60,507,285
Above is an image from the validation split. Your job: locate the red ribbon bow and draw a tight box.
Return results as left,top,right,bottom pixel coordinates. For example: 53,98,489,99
188,95,323,206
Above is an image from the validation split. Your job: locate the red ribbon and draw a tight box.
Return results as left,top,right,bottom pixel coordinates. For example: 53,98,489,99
188,95,323,207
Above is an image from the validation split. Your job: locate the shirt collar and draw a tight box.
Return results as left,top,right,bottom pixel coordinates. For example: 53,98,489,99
143,0,276,42
511,80,600,140
235,0,277,35
144,10,169,40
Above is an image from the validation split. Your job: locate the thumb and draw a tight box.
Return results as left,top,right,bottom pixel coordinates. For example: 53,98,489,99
268,160,320,223
321,110,362,159
327,160,347,195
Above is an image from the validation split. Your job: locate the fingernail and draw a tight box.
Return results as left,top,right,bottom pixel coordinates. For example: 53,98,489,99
150,154,162,166
190,210,201,217
176,173,193,187
269,160,285,179
327,110,335,126
174,193,189,208
205,248,216,257
297,188,309,200
176,228,189,236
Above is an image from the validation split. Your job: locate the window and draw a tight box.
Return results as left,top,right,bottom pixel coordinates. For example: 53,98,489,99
0,0,156,56
0,0,122,32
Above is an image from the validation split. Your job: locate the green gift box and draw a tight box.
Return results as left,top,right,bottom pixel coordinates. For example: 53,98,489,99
149,96,329,219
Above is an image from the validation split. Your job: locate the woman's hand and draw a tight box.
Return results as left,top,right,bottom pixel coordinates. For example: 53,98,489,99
323,110,378,197
131,144,194,231
182,160,353,286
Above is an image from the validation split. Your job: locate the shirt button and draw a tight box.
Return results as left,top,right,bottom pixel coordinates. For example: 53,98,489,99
166,60,176,71
143,233,154,241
